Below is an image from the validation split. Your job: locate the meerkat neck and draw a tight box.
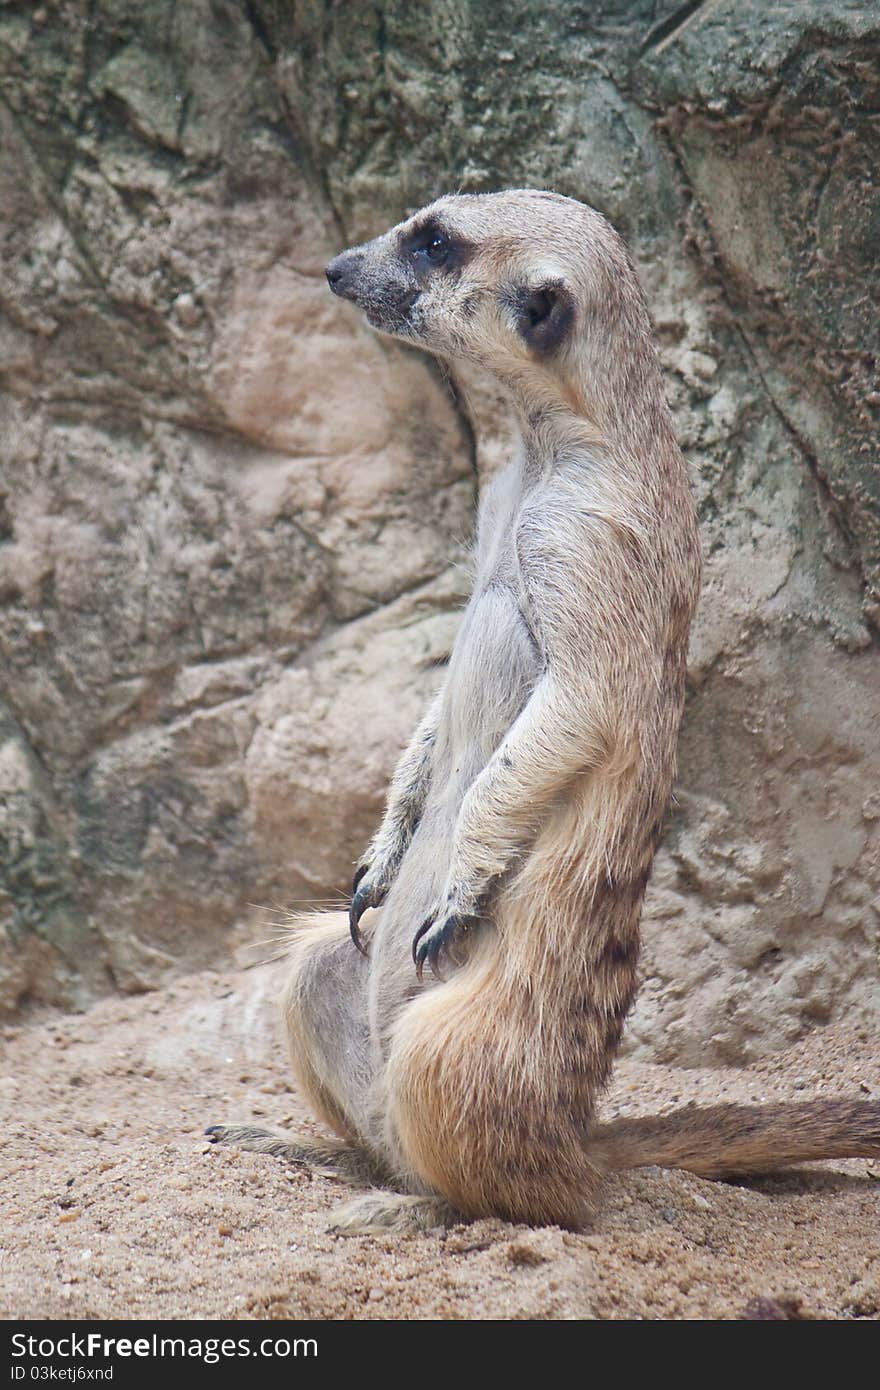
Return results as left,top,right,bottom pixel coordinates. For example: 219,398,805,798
516,402,607,471
581,297,678,468
510,346,675,479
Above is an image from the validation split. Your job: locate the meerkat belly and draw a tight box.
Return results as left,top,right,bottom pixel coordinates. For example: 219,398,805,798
366,581,542,1070
434,582,541,797
378,584,540,917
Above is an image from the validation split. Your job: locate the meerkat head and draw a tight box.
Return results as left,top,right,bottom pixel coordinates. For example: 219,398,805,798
325,190,648,408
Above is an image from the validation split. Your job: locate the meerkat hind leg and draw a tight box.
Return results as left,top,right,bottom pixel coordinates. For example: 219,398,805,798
206,1125,458,1233
328,1190,459,1236
204,1124,384,1187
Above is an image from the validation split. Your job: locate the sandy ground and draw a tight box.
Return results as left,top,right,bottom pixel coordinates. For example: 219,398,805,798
1,961,878,1321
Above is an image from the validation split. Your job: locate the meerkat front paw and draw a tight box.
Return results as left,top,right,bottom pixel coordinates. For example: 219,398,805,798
349,860,395,953
412,893,481,980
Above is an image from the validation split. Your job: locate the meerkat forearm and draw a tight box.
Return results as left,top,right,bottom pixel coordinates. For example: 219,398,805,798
350,688,444,948
363,687,444,870
443,672,607,899
438,493,639,914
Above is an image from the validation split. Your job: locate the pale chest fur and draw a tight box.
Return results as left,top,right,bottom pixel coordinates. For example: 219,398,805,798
432,459,542,793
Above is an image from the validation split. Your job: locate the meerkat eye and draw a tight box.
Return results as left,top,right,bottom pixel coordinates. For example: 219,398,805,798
413,232,449,267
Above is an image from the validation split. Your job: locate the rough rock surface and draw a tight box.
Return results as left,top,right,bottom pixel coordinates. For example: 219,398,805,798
1,2,878,1063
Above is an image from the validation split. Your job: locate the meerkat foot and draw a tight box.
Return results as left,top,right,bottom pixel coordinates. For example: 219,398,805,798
204,1124,382,1186
327,1190,459,1236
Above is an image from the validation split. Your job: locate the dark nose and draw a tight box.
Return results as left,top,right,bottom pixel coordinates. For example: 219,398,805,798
325,249,362,299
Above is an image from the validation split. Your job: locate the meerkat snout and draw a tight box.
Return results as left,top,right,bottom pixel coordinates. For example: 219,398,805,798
325,249,364,297
325,234,423,335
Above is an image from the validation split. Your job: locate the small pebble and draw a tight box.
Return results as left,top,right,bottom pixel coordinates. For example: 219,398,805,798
172,292,201,328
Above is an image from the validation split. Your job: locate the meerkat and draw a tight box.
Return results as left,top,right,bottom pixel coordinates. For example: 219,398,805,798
207,190,880,1232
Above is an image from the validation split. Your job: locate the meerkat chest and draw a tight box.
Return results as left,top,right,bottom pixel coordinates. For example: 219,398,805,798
434,474,542,776
473,460,530,587
435,580,542,781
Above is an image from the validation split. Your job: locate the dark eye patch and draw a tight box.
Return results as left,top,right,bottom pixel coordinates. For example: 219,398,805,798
399,219,473,273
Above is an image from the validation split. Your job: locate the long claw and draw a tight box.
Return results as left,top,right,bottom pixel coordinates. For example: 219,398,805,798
412,912,477,981
412,915,434,980
349,885,371,955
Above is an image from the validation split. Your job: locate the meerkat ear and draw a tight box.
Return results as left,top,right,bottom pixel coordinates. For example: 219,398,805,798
510,278,576,356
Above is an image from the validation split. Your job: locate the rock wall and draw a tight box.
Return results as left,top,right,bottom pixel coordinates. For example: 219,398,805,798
1,1,877,1061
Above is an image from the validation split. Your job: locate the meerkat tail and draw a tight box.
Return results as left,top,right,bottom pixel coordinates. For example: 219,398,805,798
594,1100,880,1179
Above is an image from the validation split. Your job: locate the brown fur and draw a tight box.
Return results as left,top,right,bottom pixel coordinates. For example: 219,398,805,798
208,191,880,1232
